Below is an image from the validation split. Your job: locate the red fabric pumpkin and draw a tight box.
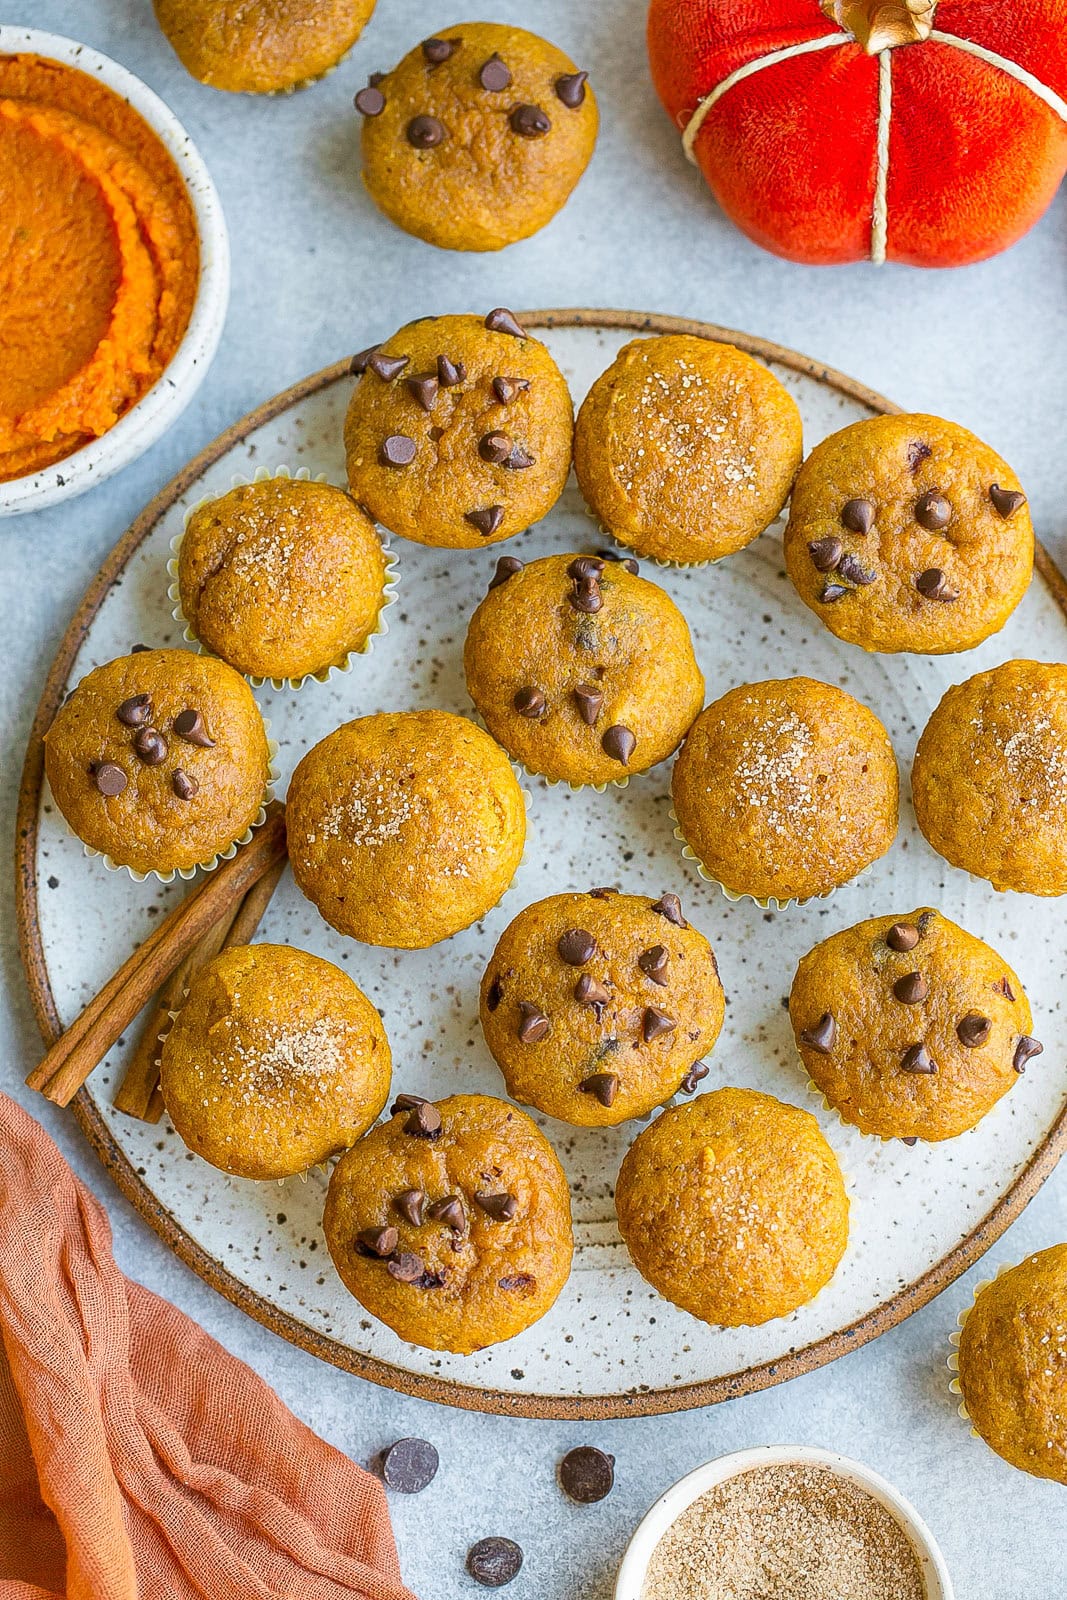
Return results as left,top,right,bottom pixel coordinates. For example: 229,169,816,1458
647,0,1067,266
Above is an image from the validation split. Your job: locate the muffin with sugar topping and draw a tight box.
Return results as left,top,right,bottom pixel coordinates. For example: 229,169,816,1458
573,335,802,564
671,677,898,904
160,943,391,1179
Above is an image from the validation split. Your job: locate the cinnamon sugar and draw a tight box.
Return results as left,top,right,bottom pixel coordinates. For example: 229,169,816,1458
641,1464,926,1600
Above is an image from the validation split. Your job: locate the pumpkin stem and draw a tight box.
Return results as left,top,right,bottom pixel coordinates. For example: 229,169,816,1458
820,0,936,52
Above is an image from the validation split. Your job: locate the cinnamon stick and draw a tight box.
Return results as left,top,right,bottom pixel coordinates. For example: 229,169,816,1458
27,804,287,1108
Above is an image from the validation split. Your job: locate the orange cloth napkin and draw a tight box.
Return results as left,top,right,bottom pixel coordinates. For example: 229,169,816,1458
0,1091,418,1600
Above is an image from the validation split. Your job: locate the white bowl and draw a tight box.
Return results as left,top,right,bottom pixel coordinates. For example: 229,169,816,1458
614,1444,953,1600
0,27,229,516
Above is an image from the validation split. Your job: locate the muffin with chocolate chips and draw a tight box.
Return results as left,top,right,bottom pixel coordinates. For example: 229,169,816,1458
790,909,1039,1142
286,709,525,948
153,0,377,93
324,1092,573,1353
355,22,597,250
343,310,573,549
573,335,802,565
784,414,1033,654
160,944,391,1179
480,889,724,1125
615,1087,849,1327
43,648,272,877
913,660,1067,895
671,677,898,904
175,476,390,684
464,552,704,786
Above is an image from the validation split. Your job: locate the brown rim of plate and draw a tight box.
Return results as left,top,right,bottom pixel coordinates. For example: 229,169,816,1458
15,309,1067,1421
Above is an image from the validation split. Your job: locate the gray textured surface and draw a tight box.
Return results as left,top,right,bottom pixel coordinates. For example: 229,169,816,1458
3,1,1067,1594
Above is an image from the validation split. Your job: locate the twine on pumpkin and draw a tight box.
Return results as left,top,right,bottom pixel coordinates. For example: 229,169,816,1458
681,25,1067,265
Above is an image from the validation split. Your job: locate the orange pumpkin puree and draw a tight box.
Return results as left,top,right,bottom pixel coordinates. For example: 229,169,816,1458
0,54,199,483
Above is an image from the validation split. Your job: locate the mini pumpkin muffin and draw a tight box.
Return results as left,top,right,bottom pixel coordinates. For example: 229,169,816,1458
286,709,525,948
956,1246,1067,1484
43,648,271,877
671,678,898,904
790,909,1041,1142
153,0,377,93
913,660,1067,895
176,477,389,683
784,413,1033,654
480,889,724,1125
573,336,802,565
355,23,597,251
464,553,704,785
344,310,572,549
615,1088,848,1327
160,944,391,1180
324,1092,573,1353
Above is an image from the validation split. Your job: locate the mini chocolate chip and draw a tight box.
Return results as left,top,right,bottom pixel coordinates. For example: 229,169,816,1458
380,434,416,467
642,1007,676,1043
422,36,459,63
915,489,952,531
93,762,127,796
1013,1035,1043,1073
518,1002,550,1043
580,1071,619,1107
914,567,955,600
638,945,670,986
907,441,932,473
602,724,635,765
995,975,1017,1001
390,1092,428,1116
486,976,504,1012
893,972,928,1004
406,114,445,148
510,103,550,137
367,352,409,383
467,1537,523,1588
573,684,603,724
133,727,167,765
437,353,467,386
393,1189,427,1226
382,1437,439,1493
357,1226,398,1258
558,928,596,965
116,694,150,727
172,769,198,800
800,1012,836,1054
841,497,875,534
568,556,605,580
387,1252,425,1283
350,344,381,375
837,553,876,585
405,1101,442,1138
426,1195,465,1231
820,582,849,603
407,373,438,411
475,1192,518,1221
598,547,639,573
957,1013,992,1048
504,443,535,470
809,537,843,572
488,553,522,587
514,686,546,718
414,1269,446,1290
484,307,526,338
492,376,528,405
901,1043,937,1074
650,893,686,928
589,886,617,899
480,430,513,464
478,53,511,91
498,1273,535,1292
574,973,611,1009
354,85,385,116
173,708,214,747
570,577,603,614
680,1061,709,1094
555,70,589,108
467,505,505,538
900,1136,919,1147
887,922,920,952
560,1445,614,1503
989,483,1026,519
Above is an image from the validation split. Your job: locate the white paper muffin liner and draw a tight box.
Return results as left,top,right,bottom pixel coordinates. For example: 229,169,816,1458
670,805,866,911
947,1260,1019,1432
168,465,399,691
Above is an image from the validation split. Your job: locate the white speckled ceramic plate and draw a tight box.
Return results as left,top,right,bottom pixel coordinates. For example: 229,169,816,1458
17,313,1067,1418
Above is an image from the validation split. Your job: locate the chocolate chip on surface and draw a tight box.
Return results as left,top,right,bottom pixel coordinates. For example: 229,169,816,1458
467,505,505,538
480,430,514,465
504,443,535,470
840,497,875,533
989,483,1026,519
422,36,459,63
820,582,849,603
800,1012,836,1054
387,1252,425,1283
478,53,511,91
893,972,929,1005
426,1195,465,1231
915,489,952,531
380,434,417,467
994,975,1017,1002
475,1192,518,1221
555,70,589,108
642,1007,676,1043
517,1002,550,1043
837,553,876,585
354,85,385,116
357,1226,399,1258
467,1534,524,1586
390,1092,428,1115
116,693,150,727
887,922,920,952
510,103,551,137
574,973,610,1009
679,1061,709,1094
133,727,167,765
173,708,214,747
638,945,669,985
558,928,597,965
570,576,603,613
484,308,526,339
437,353,467,386
367,351,409,382
406,373,438,411
956,1013,992,1048
559,1444,614,1503
404,1100,442,1138
650,893,686,927
350,344,381,375
598,546,639,574
573,684,603,724
601,724,635,765
907,441,932,473
579,1071,619,1107
513,686,546,718
901,1043,937,1074
808,537,843,572
1013,1035,1043,1073
916,567,958,601
393,1189,427,1226
406,114,445,148
93,762,127,797
492,376,529,405
381,1436,439,1493
488,553,522,586
172,769,198,800
568,555,605,581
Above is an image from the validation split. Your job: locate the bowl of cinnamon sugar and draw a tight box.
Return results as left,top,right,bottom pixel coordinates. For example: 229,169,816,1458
614,1445,952,1600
